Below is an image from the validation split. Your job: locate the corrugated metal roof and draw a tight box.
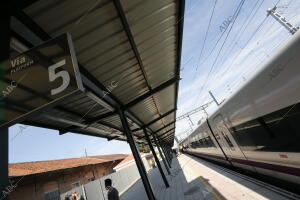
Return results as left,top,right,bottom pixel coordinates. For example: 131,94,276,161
9,0,184,145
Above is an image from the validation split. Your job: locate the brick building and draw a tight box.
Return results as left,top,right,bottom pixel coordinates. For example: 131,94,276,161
7,154,127,200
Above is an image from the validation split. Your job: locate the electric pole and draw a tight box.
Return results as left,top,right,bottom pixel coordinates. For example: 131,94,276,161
267,6,299,35
209,91,220,106
84,148,87,157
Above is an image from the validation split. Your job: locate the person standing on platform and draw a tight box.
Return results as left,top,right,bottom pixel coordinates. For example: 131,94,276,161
105,178,120,200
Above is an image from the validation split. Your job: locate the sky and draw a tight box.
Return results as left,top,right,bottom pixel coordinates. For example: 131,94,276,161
175,0,300,141
9,0,300,163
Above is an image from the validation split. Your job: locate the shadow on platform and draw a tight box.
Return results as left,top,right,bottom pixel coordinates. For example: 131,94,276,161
121,156,227,200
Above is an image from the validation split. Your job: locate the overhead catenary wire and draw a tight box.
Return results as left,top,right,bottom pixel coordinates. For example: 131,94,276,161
219,15,269,78
193,0,218,77
220,0,289,79
218,1,295,99
182,0,294,117
233,0,265,45
193,1,242,74
193,0,246,107
211,0,263,75
211,0,266,84
213,16,270,97
205,0,284,94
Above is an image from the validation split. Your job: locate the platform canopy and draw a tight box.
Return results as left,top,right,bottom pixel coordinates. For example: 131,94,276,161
8,0,184,146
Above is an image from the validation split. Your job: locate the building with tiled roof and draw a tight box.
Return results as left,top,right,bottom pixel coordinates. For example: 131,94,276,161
9,154,127,177
7,154,127,200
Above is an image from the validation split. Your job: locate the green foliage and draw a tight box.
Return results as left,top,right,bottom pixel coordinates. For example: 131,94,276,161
138,144,150,153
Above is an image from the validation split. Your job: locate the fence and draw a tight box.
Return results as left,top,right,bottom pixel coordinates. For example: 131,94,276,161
60,159,151,200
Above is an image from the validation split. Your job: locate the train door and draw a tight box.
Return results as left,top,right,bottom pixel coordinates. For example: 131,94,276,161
211,114,256,172
203,120,229,165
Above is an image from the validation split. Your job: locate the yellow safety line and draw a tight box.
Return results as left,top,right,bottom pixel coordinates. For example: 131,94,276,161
185,160,223,200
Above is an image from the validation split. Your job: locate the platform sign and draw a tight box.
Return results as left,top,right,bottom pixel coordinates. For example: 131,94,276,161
0,33,84,128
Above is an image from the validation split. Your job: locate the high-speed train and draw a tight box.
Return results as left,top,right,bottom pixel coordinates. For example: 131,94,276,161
179,30,300,190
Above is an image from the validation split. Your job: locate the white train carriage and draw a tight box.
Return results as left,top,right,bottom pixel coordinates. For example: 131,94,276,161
180,30,300,189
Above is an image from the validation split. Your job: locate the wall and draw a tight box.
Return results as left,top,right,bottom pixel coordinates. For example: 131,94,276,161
61,162,143,200
8,161,119,200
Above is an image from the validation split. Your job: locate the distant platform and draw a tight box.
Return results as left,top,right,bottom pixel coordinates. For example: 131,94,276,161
121,154,300,200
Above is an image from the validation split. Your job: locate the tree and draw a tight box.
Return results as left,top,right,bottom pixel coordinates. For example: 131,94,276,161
138,144,150,153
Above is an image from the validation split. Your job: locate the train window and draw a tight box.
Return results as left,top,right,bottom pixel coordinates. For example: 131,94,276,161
202,138,207,147
206,137,210,146
231,103,300,152
188,130,216,149
206,136,214,147
220,130,234,148
197,138,202,147
199,139,203,147
203,137,208,147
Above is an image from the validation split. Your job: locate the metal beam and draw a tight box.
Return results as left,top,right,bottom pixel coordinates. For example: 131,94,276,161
0,9,9,190
10,1,185,147
0,127,8,200
60,119,123,136
144,128,169,188
163,145,172,166
86,76,177,125
157,127,176,138
174,0,186,127
112,0,165,137
3,67,122,134
176,101,213,121
166,145,173,165
163,133,175,140
162,137,175,144
85,111,116,124
4,87,122,137
132,109,176,133
10,31,124,135
159,131,175,141
153,134,170,175
124,77,178,109
166,0,185,148
145,109,176,127
12,9,122,107
112,0,151,91
152,127,176,145
23,120,129,143
159,140,171,168
3,98,124,142
11,10,157,138
107,135,120,141
118,109,156,200
96,121,123,133
139,121,176,140
153,120,176,134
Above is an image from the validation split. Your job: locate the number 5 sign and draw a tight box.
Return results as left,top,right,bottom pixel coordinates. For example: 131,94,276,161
0,33,84,128
48,59,71,95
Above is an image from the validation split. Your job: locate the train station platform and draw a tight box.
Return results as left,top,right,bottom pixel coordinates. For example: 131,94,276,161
121,154,300,200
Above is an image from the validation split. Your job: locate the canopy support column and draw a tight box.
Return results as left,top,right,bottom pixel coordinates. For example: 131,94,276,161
0,127,9,199
118,109,156,200
159,141,172,168
0,8,10,198
153,136,170,174
144,128,169,188
163,146,171,165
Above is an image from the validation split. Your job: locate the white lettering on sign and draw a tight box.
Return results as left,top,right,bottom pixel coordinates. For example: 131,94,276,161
48,59,70,95
10,56,26,68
